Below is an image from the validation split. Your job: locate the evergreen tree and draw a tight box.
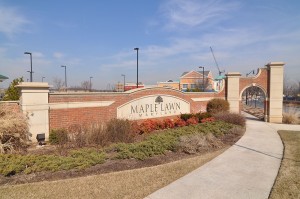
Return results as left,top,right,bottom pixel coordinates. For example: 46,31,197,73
3,77,24,101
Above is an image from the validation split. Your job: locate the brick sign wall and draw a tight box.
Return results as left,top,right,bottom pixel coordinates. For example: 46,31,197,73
49,87,225,130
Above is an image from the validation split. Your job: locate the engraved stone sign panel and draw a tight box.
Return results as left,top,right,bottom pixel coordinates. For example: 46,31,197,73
117,95,190,120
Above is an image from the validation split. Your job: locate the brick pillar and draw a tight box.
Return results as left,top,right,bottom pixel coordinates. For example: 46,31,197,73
226,72,241,113
267,62,285,123
16,82,50,142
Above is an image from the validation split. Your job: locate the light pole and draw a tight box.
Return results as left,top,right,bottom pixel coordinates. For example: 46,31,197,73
121,74,125,92
89,76,93,91
24,52,33,82
134,47,139,88
61,65,67,91
199,66,205,91
42,77,45,82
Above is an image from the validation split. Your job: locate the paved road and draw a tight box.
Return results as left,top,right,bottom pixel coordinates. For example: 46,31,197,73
146,113,299,199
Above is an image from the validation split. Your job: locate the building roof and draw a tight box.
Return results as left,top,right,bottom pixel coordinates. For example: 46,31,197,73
180,71,210,77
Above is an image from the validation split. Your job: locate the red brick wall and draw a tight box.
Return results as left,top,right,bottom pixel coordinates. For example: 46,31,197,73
239,68,268,96
49,88,225,130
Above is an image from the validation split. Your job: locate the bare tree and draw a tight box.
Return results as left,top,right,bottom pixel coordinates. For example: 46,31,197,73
81,81,90,91
53,77,63,91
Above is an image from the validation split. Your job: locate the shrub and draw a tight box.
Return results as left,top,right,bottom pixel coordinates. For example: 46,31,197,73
201,117,215,123
0,105,29,154
174,118,187,127
176,133,223,154
106,118,134,143
49,129,68,145
195,112,212,121
186,117,199,125
213,112,246,127
282,110,299,124
180,113,194,121
206,98,230,114
138,119,159,134
163,118,175,129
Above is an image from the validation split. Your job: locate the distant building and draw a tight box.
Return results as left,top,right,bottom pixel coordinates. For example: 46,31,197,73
116,82,145,92
157,80,180,90
180,70,214,91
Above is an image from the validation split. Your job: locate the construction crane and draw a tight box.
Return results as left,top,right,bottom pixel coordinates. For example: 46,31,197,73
210,46,225,76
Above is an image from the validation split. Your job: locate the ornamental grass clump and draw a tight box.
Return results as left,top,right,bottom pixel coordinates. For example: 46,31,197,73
0,105,29,154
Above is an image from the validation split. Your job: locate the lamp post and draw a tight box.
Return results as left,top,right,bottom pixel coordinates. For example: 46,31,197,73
134,47,139,88
121,74,125,92
89,76,93,91
198,66,205,91
24,52,33,82
42,77,45,82
61,65,67,91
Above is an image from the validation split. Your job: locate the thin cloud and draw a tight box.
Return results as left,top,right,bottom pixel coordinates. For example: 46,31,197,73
0,5,30,37
53,52,65,59
160,0,239,30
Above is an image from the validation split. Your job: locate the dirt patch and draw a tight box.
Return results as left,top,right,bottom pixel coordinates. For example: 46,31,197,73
0,131,244,186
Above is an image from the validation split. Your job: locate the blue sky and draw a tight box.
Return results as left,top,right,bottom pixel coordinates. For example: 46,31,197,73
1,0,299,89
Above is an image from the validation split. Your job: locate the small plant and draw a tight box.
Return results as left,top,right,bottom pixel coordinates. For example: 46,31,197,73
213,112,246,127
138,119,159,134
206,98,230,114
195,112,212,121
174,118,187,127
201,117,215,123
186,117,199,125
180,113,194,121
106,118,134,143
49,129,68,145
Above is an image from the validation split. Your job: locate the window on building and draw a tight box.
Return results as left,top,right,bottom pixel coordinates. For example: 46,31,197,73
191,84,196,89
182,84,188,89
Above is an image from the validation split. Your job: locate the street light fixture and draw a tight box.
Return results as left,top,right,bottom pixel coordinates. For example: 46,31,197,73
42,77,45,82
61,65,67,91
89,76,93,92
121,74,125,92
24,52,33,82
199,66,205,91
134,47,139,88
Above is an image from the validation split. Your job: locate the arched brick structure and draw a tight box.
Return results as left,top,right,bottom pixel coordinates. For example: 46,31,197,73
226,62,284,123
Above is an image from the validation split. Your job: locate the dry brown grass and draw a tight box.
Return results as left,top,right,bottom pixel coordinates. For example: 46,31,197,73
0,148,227,199
269,130,300,199
0,105,29,154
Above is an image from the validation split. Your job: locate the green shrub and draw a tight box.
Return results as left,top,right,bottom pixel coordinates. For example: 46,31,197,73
49,129,68,145
180,113,194,121
213,112,246,127
206,98,230,114
0,149,106,176
195,112,212,121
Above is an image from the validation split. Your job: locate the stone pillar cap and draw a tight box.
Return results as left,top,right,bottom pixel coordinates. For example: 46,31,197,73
16,82,52,88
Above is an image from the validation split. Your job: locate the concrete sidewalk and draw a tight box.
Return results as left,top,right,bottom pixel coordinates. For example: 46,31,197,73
146,113,293,199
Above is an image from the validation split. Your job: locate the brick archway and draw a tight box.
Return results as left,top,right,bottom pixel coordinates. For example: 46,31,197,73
226,62,284,123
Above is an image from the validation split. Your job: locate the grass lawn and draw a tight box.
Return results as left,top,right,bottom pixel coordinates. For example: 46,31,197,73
0,148,227,199
269,130,300,199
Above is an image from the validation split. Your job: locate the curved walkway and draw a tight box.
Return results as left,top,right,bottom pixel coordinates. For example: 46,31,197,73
146,113,299,199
